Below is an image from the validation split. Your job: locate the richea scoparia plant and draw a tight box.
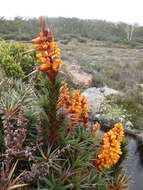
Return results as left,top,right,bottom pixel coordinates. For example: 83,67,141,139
0,17,129,190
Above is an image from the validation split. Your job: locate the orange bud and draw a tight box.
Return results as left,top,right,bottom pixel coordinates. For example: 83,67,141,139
31,37,42,44
49,42,57,49
38,64,50,72
34,45,45,51
92,122,100,137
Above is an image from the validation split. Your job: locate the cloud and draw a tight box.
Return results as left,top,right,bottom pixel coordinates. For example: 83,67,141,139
1,0,143,25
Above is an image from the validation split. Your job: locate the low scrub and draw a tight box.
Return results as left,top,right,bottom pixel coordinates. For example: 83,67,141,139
107,89,143,130
0,39,37,78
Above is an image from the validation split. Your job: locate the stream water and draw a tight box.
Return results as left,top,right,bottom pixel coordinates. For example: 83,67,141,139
124,137,143,190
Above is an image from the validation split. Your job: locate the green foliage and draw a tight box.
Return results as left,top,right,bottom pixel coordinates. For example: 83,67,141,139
0,40,37,78
108,89,143,129
77,37,87,43
0,75,129,189
0,17,143,44
0,79,33,118
60,39,70,45
101,95,131,124
0,77,38,152
0,16,40,41
121,40,141,48
30,72,128,189
35,125,125,190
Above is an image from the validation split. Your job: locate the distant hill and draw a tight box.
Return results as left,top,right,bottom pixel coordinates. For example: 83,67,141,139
0,16,143,43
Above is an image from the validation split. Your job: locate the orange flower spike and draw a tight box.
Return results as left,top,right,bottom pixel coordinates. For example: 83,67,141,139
94,123,124,171
58,84,88,130
31,17,62,80
68,90,88,127
79,95,88,125
113,123,124,142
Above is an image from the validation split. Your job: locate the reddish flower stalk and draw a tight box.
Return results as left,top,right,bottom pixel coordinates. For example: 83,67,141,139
30,17,62,145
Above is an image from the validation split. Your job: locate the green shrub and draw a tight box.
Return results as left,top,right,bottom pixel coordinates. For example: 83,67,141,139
77,37,87,43
60,39,70,45
121,40,141,48
108,89,143,129
0,40,37,78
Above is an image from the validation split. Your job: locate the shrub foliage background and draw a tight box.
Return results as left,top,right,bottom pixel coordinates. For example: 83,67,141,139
0,39,37,78
1,16,143,44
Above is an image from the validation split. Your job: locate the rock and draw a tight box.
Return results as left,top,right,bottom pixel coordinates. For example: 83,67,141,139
82,87,105,118
82,87,121,119
93,56,105,61
82,87,129,127
125,121,134,129
137,84,143,88
66,65,93,87
83,87,135,131
100,86,121,96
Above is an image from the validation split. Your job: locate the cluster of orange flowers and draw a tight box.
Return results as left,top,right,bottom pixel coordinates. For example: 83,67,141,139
92,122,100,137
58,83,70,108
93,123,124,171
58,83,88,131
31,21,62,82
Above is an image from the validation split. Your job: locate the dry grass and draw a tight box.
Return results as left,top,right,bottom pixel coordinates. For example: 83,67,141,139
60,39,143,91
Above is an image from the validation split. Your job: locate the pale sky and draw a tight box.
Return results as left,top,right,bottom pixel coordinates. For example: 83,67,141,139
1,0,143,25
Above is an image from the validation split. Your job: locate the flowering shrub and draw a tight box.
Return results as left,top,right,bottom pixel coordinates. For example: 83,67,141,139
0,17,129,190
